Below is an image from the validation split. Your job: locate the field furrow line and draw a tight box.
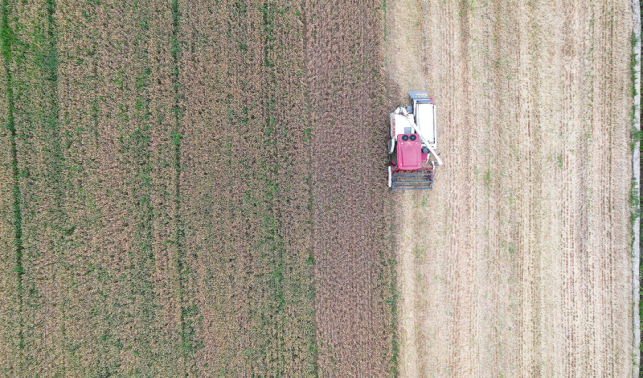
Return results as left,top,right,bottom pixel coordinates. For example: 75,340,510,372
167,0,199,373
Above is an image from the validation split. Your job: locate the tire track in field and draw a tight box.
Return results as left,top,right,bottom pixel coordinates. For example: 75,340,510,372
301,1,320,375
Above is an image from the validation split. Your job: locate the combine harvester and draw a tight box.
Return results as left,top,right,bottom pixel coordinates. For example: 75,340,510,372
388,91,443,190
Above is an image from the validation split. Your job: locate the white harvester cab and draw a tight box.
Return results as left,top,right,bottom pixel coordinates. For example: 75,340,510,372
388,91,443,190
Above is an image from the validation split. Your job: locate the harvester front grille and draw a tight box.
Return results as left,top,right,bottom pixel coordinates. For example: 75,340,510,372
391,171,433,190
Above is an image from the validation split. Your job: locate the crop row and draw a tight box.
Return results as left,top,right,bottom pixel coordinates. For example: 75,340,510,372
0,0,21,373
0,0,192,375
53,0,118,374
71,0,188,375
303,0,396,376
176,0,316,376
6,0,68,375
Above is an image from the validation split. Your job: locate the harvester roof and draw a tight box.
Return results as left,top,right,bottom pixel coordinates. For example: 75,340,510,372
396,134,422,170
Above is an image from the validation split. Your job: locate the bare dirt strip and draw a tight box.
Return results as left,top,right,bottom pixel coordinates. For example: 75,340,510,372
386,0,635,376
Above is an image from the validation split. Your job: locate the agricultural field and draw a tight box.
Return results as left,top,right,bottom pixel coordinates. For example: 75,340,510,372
0,0,394,376
0,0,639,377
386,0,639,377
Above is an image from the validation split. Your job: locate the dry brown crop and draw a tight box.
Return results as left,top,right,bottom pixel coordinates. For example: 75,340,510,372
177,0,317,376
304,0,396,376
0,8,21,374
0,0,396,375
7,0,69,375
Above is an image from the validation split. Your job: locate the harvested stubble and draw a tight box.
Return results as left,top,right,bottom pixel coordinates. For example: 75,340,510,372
388,0,635,376
304,0,396,376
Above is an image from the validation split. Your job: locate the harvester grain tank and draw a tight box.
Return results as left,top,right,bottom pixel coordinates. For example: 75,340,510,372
388,91,443,190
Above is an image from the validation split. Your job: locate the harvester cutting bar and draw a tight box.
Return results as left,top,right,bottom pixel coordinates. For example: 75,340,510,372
391,171,433,190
